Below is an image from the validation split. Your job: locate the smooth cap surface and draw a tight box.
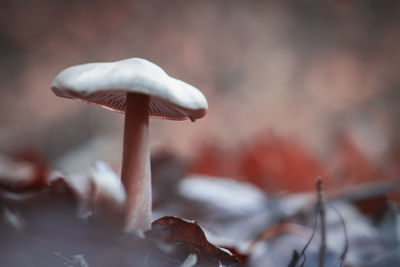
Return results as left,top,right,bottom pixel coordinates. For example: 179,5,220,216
51,58,208,121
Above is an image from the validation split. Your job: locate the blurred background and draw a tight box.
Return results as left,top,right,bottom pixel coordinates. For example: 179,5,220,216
1,0,399,195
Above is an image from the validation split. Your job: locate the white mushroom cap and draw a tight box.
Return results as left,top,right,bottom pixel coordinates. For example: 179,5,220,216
51,58,208,121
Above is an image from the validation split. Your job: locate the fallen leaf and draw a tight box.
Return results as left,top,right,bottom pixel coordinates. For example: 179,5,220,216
147,216,243,266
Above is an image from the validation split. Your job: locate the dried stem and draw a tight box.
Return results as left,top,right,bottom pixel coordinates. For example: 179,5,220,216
328,204,348,267
288,205,319,267
247,223,316,255
316,178,326,267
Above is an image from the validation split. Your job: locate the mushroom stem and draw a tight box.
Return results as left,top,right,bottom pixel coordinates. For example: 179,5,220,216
121,93,151,234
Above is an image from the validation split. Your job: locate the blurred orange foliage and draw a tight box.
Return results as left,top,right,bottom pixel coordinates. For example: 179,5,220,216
189,133,392,194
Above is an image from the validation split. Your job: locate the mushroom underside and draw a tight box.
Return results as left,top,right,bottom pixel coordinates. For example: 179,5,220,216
58,90,206,121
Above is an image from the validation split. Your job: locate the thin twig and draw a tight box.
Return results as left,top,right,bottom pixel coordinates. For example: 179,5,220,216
287,251,300,267
316,178,326,267
327,204,348,267
247,223,316,255
288,205,319,267
299,253,307,267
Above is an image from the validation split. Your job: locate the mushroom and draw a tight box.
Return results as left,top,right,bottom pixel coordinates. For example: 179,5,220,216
51,58,208,234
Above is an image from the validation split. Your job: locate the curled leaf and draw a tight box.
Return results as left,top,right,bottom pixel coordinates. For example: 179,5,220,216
147,216,242,266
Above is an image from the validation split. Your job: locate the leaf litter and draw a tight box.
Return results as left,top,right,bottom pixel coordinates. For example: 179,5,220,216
0,151,399,266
